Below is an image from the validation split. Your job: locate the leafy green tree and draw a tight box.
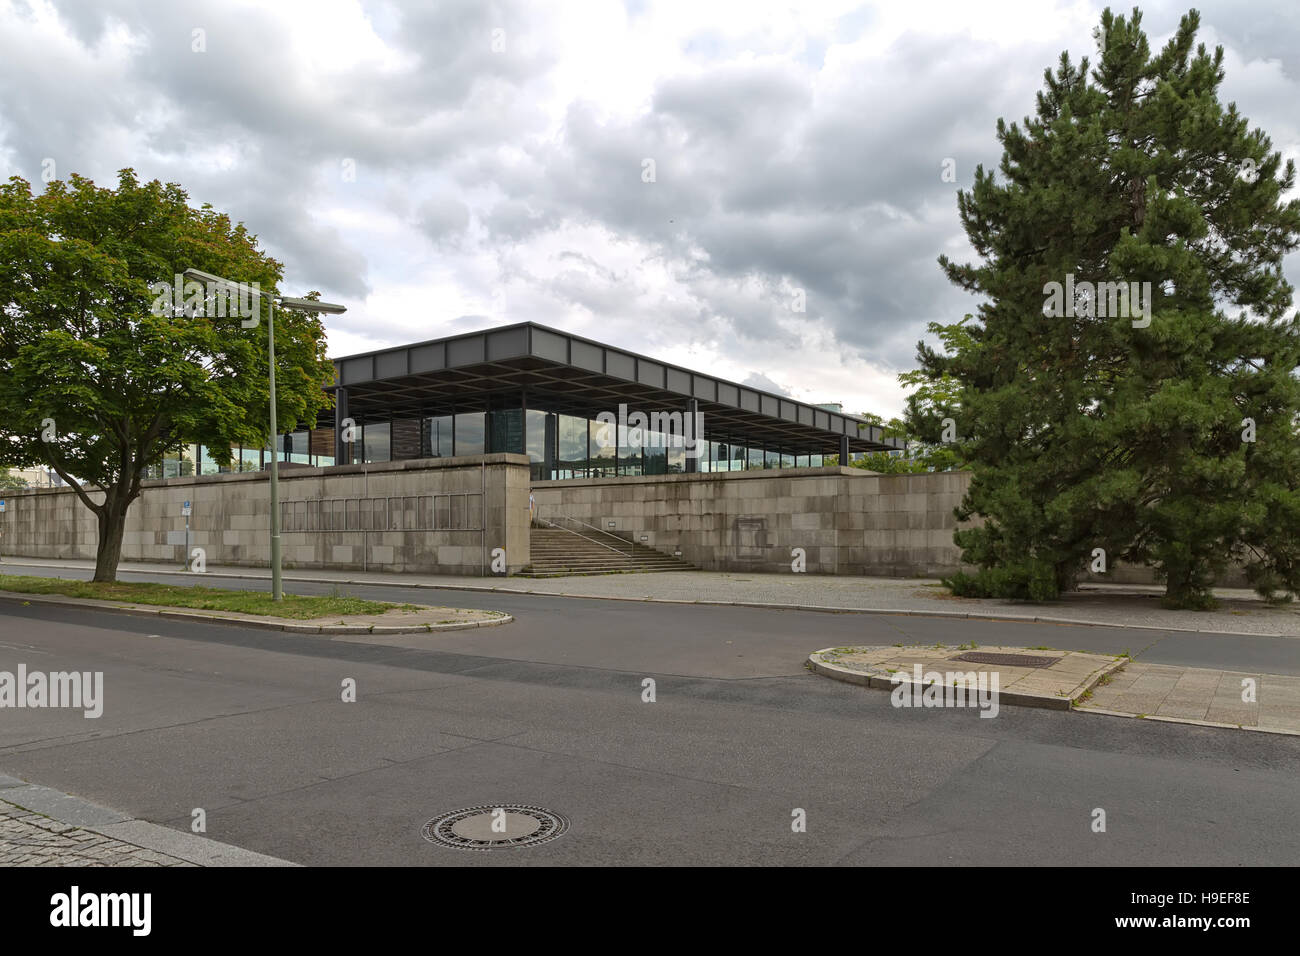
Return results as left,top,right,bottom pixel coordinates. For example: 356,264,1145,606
0,468,30,491
897,318,971,472
918,8,1300,607
843,415,927,474
840,327,971,475
0,170,334,582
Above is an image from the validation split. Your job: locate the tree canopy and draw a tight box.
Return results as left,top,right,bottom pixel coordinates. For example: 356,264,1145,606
0,169,334,581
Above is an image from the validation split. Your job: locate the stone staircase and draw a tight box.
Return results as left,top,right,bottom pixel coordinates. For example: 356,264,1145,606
518,524,696,577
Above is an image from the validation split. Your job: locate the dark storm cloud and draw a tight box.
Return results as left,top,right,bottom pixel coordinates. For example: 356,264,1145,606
1,0,1297,412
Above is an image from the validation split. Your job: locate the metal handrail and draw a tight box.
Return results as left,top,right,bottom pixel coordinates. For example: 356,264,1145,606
534,510,633,558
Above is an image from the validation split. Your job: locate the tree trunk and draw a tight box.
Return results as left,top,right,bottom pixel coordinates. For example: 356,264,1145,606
1163,566,1214,610
93,504,128,583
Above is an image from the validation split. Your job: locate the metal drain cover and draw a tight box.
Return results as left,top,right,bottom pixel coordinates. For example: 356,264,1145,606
422,805,568,850
952,651,1057,668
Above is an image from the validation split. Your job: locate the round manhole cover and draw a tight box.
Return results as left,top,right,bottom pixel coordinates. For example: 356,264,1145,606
421,805,568,850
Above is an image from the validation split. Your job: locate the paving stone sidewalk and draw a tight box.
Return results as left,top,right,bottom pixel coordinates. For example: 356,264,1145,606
0,800,191,867
1077,661,1300,734
0,775,295,867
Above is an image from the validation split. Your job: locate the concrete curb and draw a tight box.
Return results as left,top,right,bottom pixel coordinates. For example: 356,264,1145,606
0,775,296,867
0,589,513,635
808,646,1127,712
1,559,1295,639
1073,706,1300,737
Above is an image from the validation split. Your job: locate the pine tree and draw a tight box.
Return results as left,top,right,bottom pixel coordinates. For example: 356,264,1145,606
918,7,1300,608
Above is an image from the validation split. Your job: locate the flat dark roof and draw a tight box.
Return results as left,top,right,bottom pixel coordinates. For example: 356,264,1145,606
327,322,903,454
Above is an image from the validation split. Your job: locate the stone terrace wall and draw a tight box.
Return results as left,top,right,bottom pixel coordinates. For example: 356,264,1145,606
530,467,1250,587
530,467,974,576
0,454,532,576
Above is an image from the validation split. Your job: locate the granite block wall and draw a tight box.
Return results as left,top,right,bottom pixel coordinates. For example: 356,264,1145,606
0,454,532,576
529,467,974,576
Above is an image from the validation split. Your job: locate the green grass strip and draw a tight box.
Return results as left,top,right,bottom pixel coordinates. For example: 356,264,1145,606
0,574,419,621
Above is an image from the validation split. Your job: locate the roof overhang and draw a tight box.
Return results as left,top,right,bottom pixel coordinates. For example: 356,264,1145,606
327,322,904,454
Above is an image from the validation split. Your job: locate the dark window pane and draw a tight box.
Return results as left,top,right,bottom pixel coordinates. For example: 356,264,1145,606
455,412,486,456
362,423,390,463
423,415,453,457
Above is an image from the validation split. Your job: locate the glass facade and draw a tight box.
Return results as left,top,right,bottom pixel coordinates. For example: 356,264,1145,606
144,427,341,479
441,403,838,478
144,397,850,483
278,430,312,465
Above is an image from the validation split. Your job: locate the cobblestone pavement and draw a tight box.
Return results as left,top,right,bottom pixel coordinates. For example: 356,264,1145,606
0,799,192,867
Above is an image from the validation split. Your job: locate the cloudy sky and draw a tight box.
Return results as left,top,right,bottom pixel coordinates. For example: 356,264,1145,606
1,0,1297,419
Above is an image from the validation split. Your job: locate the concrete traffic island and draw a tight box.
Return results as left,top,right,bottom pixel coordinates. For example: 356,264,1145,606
809,644,1127,711
811,643,1300,734
0,589,511,636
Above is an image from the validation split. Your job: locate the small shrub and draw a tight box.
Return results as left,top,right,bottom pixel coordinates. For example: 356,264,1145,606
942,560,1060,602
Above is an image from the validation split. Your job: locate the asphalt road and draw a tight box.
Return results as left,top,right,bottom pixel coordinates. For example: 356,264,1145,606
1,572,1298,865
7,563,1300,677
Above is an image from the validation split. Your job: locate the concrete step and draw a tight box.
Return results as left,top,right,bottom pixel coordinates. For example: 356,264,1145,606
522,524,695,577
527,556,679,565
524,562,682,570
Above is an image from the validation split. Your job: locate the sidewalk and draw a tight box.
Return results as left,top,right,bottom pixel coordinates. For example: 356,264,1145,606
4,556,1300,638
0,801,193,867
808,643,1300,734
1077,661,1300,734
0,774,294,866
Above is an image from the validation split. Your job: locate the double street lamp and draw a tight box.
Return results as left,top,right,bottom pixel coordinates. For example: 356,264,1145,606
183,268,346,602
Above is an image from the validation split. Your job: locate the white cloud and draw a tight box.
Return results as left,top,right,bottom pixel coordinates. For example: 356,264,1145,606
2,0,1298,418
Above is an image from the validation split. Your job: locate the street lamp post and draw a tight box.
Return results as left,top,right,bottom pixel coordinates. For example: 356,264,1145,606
183,268,346,601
